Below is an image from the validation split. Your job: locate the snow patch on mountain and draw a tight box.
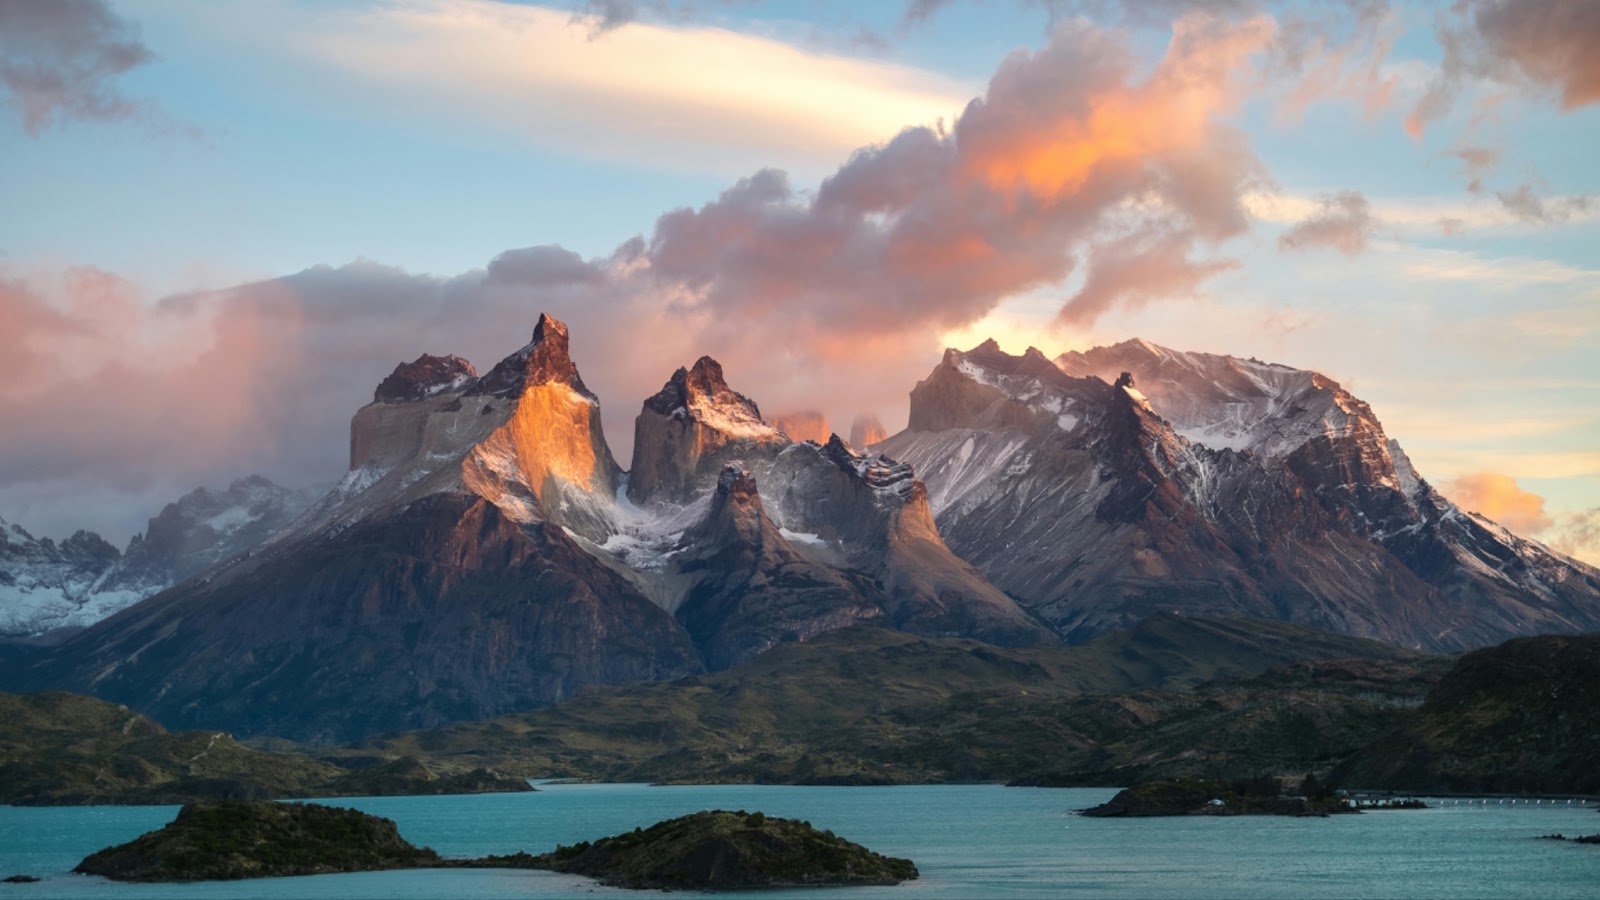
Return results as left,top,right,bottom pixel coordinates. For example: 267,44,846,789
779,527,826,546
680,395,778,440
881,429,1032,516
597,481,708,572
1,477,319,637
1059,340,1374,459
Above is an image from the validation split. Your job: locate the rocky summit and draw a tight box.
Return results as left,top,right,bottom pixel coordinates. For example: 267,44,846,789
877,338,1600,650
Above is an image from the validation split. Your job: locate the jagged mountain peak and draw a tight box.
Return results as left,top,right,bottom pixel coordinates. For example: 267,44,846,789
910,339,1110,434
641,357,775,437
532,310,567,345
681,464,767,552
716,464,760,499
628,358,783,505
1,475,321,637
334,311,623,541
1057,340,1371,459
684,354,730,397
373,354,478,403
467,312,594,401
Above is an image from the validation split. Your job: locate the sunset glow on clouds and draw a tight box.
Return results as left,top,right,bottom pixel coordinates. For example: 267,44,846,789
188,0,976,176
0,0,1596,565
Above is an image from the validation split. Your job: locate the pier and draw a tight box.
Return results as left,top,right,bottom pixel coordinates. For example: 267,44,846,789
1340,790,1600,808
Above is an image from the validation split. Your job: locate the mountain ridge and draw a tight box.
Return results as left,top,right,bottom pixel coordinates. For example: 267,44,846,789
878,337,1600,650
6,322,1593,741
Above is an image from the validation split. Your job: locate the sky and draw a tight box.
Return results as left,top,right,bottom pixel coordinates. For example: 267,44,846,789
0,0,1596,564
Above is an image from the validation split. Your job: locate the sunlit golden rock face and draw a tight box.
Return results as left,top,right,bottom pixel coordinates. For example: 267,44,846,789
336,314,622,541
461,314,622,536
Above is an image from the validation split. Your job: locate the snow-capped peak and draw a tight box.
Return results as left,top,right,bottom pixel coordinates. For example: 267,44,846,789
917,341,1102,435
646,356,781,441
1058,339,1378,458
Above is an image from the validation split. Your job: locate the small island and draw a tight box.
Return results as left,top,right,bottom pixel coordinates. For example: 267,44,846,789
74,801,918,891
523,809,918,890
74,801,442,882
1081,778,1358,818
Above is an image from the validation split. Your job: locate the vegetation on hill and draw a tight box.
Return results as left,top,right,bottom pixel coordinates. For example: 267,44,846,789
0,692,531,805
520,810,917,890
366,619,1434,786
1332,634,1600,795
1080,776,1356,817
74,802,916,890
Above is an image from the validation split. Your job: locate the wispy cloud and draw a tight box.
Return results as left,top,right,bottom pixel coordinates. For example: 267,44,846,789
1549,507,1600,567
1277,190,1375,255
1399,250,1600,286
1246,189,1599,234
194,0,975,175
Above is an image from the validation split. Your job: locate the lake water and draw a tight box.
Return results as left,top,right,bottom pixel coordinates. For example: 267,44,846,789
2,784,1598,898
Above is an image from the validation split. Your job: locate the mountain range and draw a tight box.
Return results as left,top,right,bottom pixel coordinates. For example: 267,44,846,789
878,339,1600,649
3,314,1596,742
1,477,320,638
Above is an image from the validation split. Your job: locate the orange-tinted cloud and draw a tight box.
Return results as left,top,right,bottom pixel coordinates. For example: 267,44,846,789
644,12,1269,344
1441,471,1554,535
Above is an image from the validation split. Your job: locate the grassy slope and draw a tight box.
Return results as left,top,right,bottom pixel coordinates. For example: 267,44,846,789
369,616,1431,785
0,692,528,805
1333,633,1600,794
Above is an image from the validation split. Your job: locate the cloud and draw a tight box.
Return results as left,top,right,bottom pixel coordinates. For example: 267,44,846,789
1448,145,1500,194
1277,190,1376,255
1439,475,1600,568
572,0,643,35
1408,0,1600,137
1474,0,1600,110
637,11,1272,337
1246,188,1598,235
1549,508,1600,567
1059,230,1239,325
569,0,755,38
217,0,973,176
0,0,155,135
901,0,955,28
1441,471,1554,535
1,8,1290,538
1495,183,1592,224
1399,248,1600,286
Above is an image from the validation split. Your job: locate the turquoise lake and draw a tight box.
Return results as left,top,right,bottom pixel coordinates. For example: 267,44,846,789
3,784,1598,898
